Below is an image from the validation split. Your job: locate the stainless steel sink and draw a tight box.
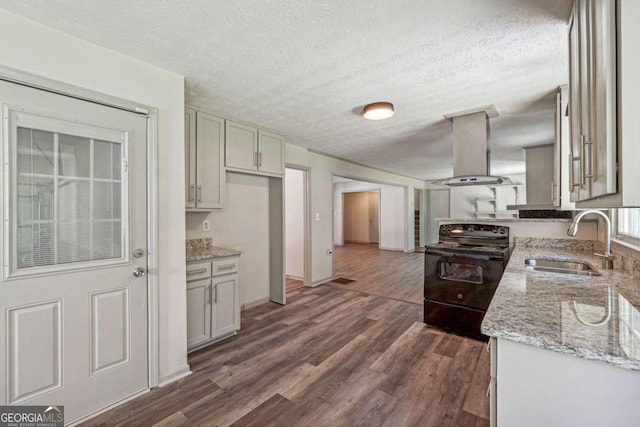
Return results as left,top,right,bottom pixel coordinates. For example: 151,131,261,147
524,257,602,276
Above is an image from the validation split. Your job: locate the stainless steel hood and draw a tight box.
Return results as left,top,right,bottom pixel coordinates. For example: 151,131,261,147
433,106,512,187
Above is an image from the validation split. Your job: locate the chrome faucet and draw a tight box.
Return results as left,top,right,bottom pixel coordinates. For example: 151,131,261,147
567,210,614,269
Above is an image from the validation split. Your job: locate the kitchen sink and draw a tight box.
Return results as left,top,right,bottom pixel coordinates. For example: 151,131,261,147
524,257,602,276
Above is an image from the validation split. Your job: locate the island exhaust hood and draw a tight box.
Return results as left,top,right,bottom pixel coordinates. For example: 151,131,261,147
432,105,512,187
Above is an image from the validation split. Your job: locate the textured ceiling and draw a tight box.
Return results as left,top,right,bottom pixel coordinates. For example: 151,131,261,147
0,0,572,180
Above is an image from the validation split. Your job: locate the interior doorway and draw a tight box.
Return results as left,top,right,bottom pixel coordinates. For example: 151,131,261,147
342,191,380,245
284,167,309,292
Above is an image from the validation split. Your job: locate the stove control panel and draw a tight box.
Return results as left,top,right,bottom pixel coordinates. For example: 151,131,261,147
439,223,510,246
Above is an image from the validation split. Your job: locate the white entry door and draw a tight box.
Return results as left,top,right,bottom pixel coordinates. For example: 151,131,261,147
0,80,149,423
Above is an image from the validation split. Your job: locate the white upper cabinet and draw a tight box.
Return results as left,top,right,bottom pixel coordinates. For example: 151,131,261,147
569,0,640,207
555,85,575,210
225,120,258,172
225,120,284,175
569,0,617,203
185,108,225,210
257,130,285,175
185,108,197,209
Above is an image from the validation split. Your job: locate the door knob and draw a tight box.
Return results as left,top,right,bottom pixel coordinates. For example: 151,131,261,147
133,267,146,277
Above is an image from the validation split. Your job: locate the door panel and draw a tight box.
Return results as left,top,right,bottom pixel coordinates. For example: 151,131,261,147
0,80,148,424
257,130,284,174
225,120,257,171
90,288,129,374
196,112,224,208
213,276,238,337
8,300,62,404
185,108,196,208
186,278,212,348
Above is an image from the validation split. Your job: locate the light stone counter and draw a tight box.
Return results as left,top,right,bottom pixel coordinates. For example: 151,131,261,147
436,217,576,222
186,238,242,262
481,239,640,371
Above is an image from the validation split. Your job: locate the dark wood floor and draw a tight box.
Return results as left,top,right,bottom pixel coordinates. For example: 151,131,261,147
286,277,305,292
82,245,489,427
332,243,424,305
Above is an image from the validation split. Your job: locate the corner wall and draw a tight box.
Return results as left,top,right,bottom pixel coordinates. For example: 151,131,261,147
0,9,188,384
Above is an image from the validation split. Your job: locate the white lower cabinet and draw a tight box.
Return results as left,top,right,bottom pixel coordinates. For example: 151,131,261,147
187,256,240,352
492,338,640,427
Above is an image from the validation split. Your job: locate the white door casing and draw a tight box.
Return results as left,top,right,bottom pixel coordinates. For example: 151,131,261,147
0,80,149,423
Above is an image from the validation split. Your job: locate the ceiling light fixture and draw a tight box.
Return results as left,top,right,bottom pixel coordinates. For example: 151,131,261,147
362,102,394,120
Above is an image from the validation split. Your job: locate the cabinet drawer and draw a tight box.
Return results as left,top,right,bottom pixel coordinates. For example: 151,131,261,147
212,257,239,276
186,261,211,281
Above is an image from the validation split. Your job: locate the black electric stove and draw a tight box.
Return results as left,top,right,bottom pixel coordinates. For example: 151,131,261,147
423,223,511,340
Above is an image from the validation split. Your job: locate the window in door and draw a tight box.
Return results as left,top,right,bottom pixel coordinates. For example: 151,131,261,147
11,115,127,276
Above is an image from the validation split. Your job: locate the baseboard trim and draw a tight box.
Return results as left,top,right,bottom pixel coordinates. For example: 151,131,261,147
158,365,192,387
285,275,304,281
68,388,149,426
379,246,405,251
241,297,271,310
312,276,335,287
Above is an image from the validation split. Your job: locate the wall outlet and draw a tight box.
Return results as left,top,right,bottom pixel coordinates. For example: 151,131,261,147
315,213,320,221
202,220,210,231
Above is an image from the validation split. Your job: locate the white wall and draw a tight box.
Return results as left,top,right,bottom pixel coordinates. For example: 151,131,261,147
196,173,271,306
380,186,407,250
449,174,526,218
0,10,188,384
285,168,304,279
427,190,450,243
333,181,405,250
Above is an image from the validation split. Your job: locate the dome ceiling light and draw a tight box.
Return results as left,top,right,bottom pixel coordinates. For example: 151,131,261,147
362,102,394,120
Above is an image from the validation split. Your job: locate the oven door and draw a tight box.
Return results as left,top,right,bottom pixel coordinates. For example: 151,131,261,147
424,249,504,310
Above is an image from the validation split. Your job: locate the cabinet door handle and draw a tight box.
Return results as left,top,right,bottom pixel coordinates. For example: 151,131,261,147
197,185,202,202
259,152,262,167
187,268,208,275
580,135,585,185
213,285,217,304
218,264,236,270
253,152,257,166
206,286,211,305
569,152,578,188
584,139,594,179
190,184,195,202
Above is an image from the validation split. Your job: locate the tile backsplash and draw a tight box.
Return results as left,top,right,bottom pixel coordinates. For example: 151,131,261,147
515,237,596,252
612,241,640,280
186,238,213,249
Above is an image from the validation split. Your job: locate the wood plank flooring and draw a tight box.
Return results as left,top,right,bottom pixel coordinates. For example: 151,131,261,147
286,277,305,292
331,243,424,304
82,245,489,427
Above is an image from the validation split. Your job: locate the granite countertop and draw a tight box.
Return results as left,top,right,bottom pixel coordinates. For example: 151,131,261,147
482,240,640,371
186,238,242,262
436,218,576,223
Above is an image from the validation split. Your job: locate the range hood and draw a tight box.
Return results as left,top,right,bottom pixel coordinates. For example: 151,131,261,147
432,106,512,187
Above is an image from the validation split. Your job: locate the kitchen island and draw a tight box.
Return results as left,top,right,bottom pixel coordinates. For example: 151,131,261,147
482,239,640,427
